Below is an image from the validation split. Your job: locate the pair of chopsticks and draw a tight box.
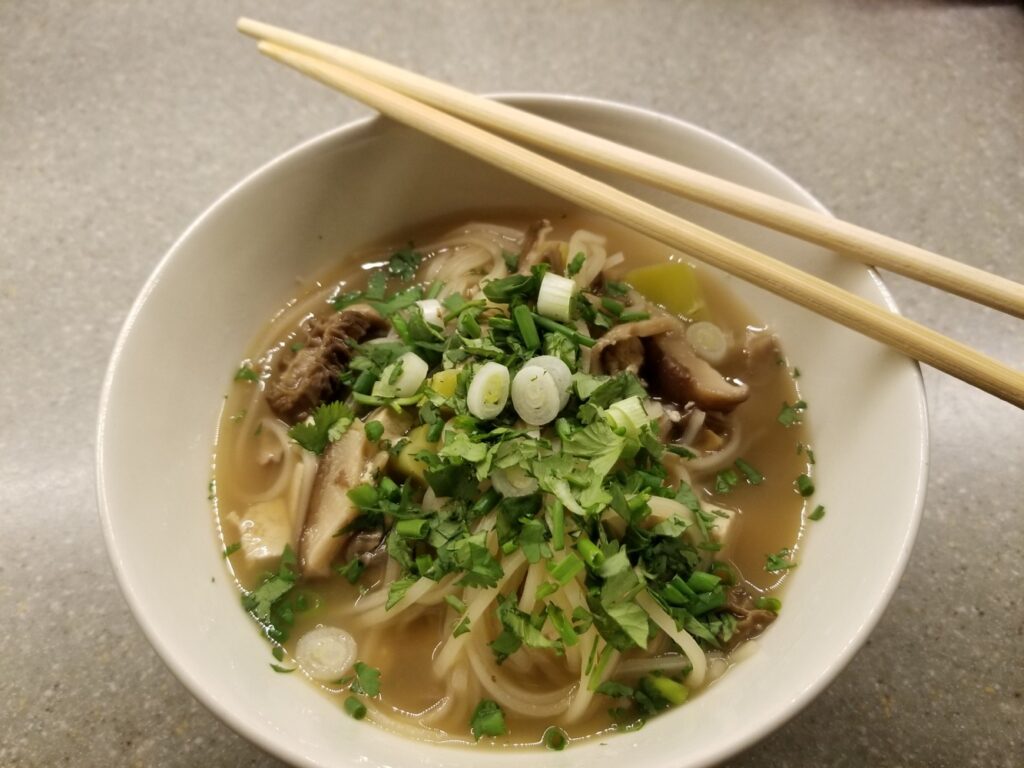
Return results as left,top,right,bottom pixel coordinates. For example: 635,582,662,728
237,18,1024,409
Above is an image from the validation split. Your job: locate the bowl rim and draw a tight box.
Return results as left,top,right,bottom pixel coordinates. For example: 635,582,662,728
96,91,929,768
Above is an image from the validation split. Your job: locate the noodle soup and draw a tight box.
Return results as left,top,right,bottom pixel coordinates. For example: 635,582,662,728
213,215,814,748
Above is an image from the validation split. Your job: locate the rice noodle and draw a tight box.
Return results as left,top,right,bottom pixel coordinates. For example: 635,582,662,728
680,407,707,446
466,639,575,718
615,653,690,677
684,422,744,475
433,551,528,676
636,590,707,688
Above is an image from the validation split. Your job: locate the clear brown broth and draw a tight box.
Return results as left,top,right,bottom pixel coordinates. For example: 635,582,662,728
213,211,813,747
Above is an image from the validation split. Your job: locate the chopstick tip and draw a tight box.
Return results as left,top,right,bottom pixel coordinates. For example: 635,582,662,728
236,16,260,36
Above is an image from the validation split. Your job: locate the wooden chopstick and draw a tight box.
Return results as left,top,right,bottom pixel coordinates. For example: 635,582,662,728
237,17,1024,321
242,37,1024,409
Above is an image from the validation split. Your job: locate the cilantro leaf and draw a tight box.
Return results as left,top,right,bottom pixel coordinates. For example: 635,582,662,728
385,575,418,609
777,399,807,427
439,430,489,464
470,699,507,740
386,247,423,279
351,661,381,697
234,364,259,382
287,401,354,454
583,372,647,408
561,420,626,481
454,532,504,588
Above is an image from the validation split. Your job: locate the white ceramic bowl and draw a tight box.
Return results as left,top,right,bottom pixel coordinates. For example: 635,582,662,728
97,95,927,768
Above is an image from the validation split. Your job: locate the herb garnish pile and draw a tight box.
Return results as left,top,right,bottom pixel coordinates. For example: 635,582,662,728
233,244,814,744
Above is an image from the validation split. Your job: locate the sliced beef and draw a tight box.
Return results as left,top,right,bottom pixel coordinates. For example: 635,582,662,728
299,422,379,578
723,586,777,650
266,305,386,421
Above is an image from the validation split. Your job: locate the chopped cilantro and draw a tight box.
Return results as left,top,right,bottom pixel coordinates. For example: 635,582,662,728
386,247,422,279
777,399,808,427
385,575,417,609
501,249,519,271
334,558,365,584
795,473,815,497
287,401,354,454
765,548,798,572
351,662,381,697
470,699,507,740
798,442,817,464
755,596,782,612
714,468,740,494
234,364,259,382
734,458,764,485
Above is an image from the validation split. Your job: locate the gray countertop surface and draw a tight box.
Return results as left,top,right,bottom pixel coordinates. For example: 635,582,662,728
2,1,1022,766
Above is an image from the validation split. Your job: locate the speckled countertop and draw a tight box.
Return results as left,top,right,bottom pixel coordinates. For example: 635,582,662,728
1,1,1022,766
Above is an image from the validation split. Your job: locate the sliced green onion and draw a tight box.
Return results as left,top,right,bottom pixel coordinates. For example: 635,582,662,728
646,675,689,705
735,458,764,485
512,304,540,350
686,571,721,593
364,420,384,442
618,311,650,323
466,362,510,420
415,298,444,327
457,311,481,338
606,395,650,435
601,297,624,316
535,581,557,600
523,355,572,409
530,312,596,347
808,504,826,521
415,553,434,576
685,321,729,365
372,352,428,398
346,484,378,509
575,536,605,569
491,466,539,497
344,696,367,720
754,596,782,612
396,518,429,539
444,594,467,614
469,487,502,518
549,499,565,551
548,553,584,584
511,365,562,425
352,369,376,395
543,726,569,751
536,272,576,321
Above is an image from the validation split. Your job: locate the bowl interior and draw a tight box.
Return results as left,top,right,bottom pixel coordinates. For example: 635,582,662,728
98,95,926,768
